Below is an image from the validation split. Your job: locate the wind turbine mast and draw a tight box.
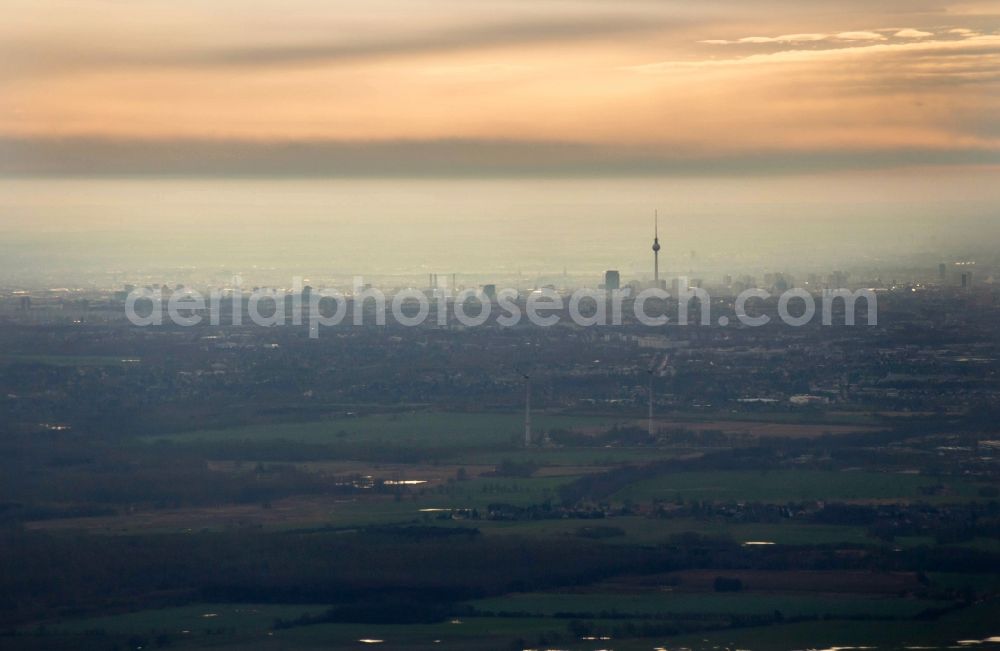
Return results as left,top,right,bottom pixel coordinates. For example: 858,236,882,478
648,368,655,437
524,373,532,447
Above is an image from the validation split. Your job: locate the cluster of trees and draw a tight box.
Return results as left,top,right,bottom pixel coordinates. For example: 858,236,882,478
4,522,998,629
0,528,660,627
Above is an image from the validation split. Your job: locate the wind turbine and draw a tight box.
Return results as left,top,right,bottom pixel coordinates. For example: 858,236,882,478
515,366,532,447
646,354,670,437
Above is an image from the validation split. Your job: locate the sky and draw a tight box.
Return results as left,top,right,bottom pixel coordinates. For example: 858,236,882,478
2,0,999,176
1,1,999,283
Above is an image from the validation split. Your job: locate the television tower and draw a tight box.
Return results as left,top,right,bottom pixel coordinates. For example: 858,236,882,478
652,210,661,285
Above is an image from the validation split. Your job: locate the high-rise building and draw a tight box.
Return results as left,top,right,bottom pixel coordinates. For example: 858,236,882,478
939,263,947,282
604,270,620,291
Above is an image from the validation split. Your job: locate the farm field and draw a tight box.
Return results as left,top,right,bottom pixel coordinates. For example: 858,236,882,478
30,603,333,635
145,409,882,451
21,504,914,548
144,412,622,449
613,469,987,503
466,591,948,618
0,353,140,367
9,404,998,651
22,596,994,651
439,515,878,546
24,474,579,534
656,600,1000,651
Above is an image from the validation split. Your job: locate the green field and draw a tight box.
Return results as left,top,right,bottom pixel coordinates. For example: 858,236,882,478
929,572,1000,593
257,476,579,531
26,612,571,651
467,591,949,618
613,469,985,503
29,603,332,635
269,616,567,649
27,598,990,651
438,515,876,546
650,409,881,427
0,354,139,367
449,446,692,466
655,600,1000,651
146,411,623,450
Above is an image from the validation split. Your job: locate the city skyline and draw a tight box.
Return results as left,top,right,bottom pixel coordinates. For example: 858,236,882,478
3,0,999,286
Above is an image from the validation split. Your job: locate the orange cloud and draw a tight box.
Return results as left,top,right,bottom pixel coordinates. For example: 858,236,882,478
1,0,997,175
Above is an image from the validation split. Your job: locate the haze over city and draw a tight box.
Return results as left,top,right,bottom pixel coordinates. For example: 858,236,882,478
2,0,999,288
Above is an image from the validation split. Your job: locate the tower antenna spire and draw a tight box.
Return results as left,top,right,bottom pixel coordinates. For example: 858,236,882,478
652,209,661,285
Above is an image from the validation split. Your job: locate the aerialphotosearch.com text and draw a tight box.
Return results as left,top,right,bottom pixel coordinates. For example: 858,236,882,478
125,276,877,337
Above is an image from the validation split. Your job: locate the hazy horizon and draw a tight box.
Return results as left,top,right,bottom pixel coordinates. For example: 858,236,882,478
1,172,998,289
2,0,998,287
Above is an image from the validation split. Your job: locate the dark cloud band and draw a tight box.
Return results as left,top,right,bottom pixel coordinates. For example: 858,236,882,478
3,137,998,177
